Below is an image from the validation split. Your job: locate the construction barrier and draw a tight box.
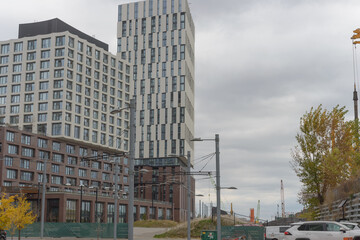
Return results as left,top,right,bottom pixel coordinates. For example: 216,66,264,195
6,222,128,239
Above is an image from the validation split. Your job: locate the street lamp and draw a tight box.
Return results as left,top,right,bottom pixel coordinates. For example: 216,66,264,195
192,134,221,240
110,157,119,240
40,156,48,239
110,98,136,240
89,186,99,223
79,183,84,223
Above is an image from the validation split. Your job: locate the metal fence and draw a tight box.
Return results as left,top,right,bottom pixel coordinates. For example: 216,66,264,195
6,222,128,239
221,225,265,240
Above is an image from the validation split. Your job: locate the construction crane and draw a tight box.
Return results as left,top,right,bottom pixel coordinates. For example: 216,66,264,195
281,180,285,218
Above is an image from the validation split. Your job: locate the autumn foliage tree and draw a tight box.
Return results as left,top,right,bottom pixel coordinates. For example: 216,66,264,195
0,194,16,230
291,105,356,217
0,194,36,240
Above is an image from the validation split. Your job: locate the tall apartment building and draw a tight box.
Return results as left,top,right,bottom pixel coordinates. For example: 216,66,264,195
117,0,195,160
117,0,196,221
0,18,131,152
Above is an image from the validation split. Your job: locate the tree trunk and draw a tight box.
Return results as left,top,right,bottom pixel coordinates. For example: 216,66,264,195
18,229,20,240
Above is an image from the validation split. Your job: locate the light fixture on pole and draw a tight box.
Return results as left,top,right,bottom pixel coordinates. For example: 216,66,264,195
191,134,221,240
110,98,136,240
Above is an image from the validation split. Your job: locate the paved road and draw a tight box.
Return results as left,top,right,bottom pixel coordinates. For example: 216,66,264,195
13,227,191,240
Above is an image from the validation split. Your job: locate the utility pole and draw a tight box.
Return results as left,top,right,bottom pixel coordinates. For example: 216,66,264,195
113,158,119,240
128,98,136,240
215,134,221,240
187,151,191,240
40,157,47,239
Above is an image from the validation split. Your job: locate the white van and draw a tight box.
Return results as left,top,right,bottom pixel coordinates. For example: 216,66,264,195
265,225,290,240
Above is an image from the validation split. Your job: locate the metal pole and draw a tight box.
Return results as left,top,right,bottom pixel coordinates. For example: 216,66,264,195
151,188,154,216
114,158,119,240
80,185,83,223
37,182,40,221
215,134,221,240
128,98,136,240
172,184,174,221
199,200,201,218
40,157,47,238
187,151,191,240
95,188,98,222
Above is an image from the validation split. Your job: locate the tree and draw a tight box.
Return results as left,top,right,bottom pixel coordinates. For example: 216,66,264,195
8,195,36,240
0,193,16,230
291,105,354,216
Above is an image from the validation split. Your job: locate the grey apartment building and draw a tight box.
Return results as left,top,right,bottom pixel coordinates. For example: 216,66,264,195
0,0,196,223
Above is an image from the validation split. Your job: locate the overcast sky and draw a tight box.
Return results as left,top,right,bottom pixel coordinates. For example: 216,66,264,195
1,0,360,221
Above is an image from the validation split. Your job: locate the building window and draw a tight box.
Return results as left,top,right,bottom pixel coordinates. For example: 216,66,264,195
8,144,19,154
51,175,63,184
67,156,77,165
14,42,23,52
27,40,37,50
41,38,51,48
20,171,33,181
6,131,15,142
66,144,75,154
79,169,87,177
56,36,65,46
39,150,49,160
53,153,64,163
6,169,17,179
51,164,60,173
66,167,75,175
5,156,13,166
22,147,34,157
37,161,44,171
21,135,31,145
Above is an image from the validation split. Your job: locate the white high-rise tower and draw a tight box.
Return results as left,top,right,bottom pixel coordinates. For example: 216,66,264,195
117,0,195,162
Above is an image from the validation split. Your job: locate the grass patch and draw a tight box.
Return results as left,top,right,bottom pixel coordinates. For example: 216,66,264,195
154,219,216,238
134,219,178,228
154,216,248,238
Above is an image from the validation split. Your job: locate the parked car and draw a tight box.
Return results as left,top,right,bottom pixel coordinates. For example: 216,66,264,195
284,221,360,240
340,221,360,230
265,225,290,240
0,230,6,240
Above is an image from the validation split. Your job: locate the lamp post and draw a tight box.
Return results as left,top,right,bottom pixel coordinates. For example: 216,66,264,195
192,134,221,240
110,98,136,240
186,151,191,240
40,157,47,239
80,184,84,223
89,186,99,222
113,157,119,240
